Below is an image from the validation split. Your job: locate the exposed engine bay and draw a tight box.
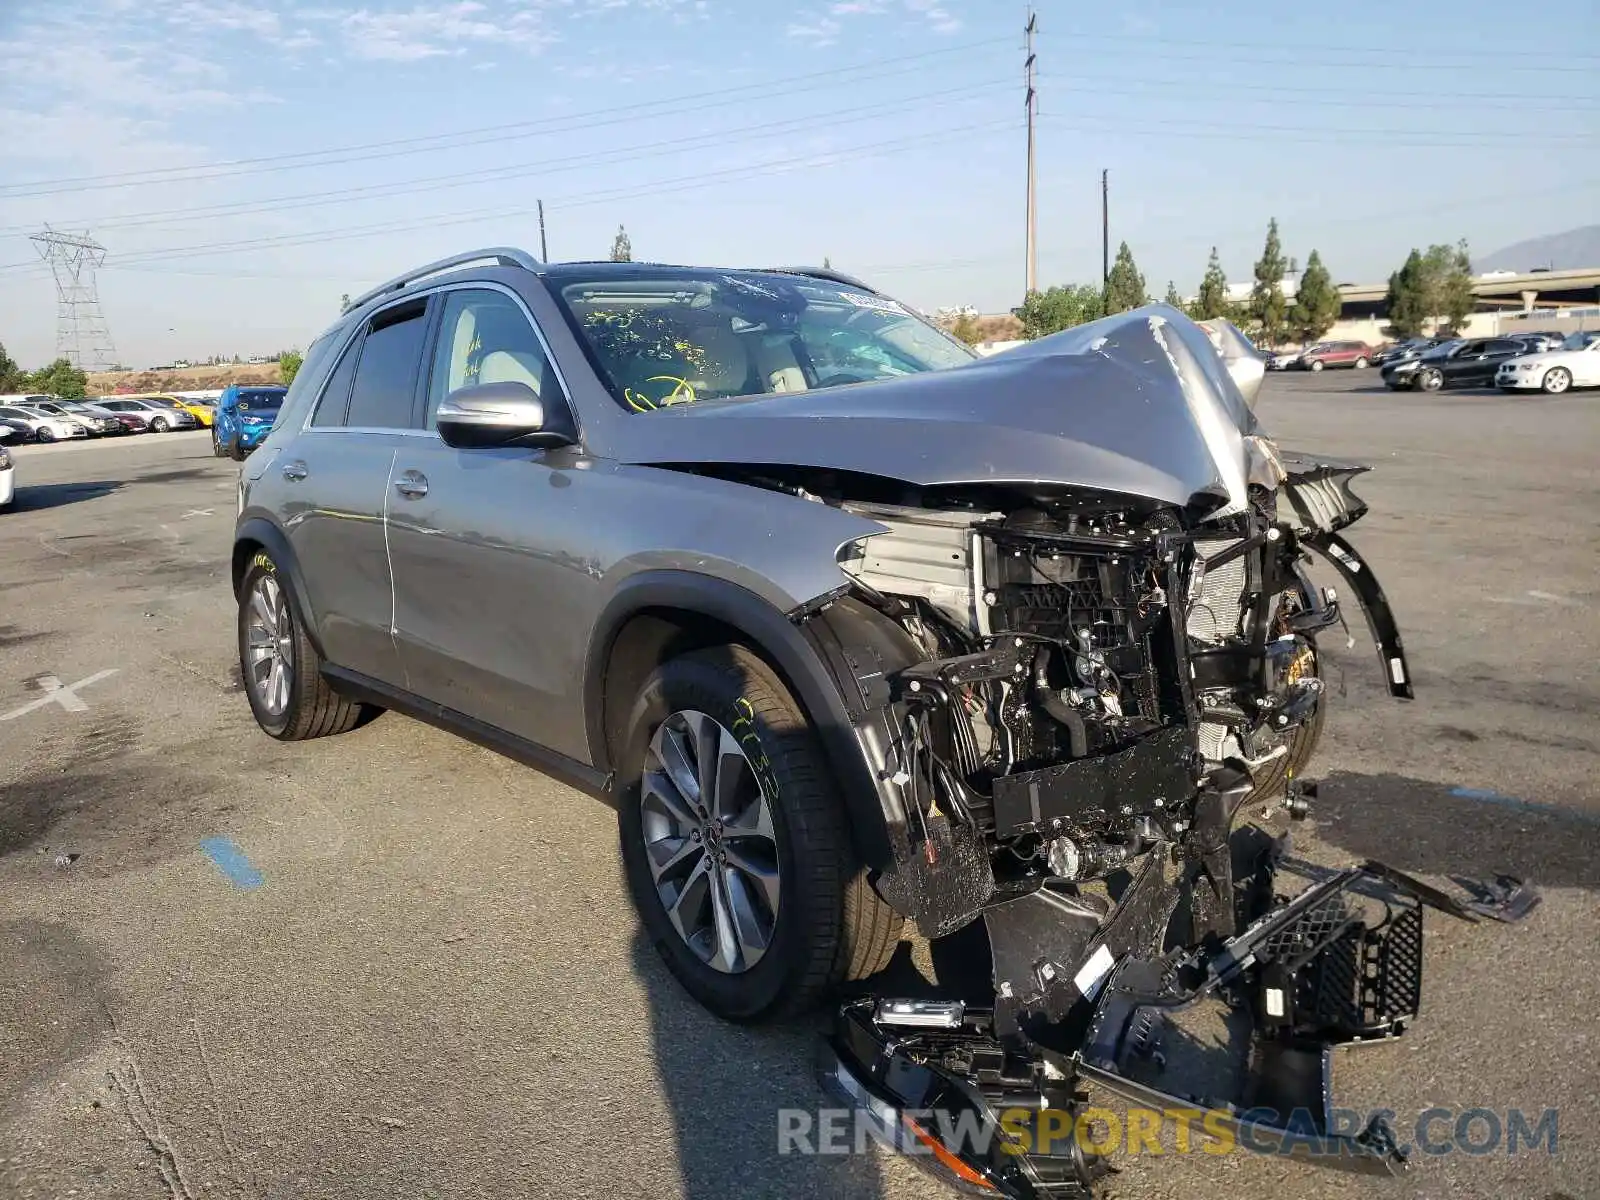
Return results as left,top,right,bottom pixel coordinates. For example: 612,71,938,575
768,384,1535,1197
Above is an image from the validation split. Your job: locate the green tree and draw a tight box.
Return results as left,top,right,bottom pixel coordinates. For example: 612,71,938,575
26,358,88,399
1163,280,1183,308
1193,247,1233,320
1013,284,1104,339
609,224,633,262
279,349,304,387
1249,219,1289,346
1434,239,1476,332
1103,241,1147,314
0,343,23,391
1287,250,1341,344
1385,250,1429,338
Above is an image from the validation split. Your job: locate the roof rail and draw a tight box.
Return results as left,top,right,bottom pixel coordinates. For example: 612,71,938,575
345,247,540,314
770,265,880,295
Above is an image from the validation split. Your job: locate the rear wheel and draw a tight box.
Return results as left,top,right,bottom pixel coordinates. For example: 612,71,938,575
618,645,901,1023
1542,367,1572,395
237,552,378,740
211,428,227,457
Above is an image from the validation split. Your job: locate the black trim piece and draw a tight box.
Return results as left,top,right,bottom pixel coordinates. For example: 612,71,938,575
322,664,612,800
232,516,327,660
582,572,897,868
1301,532,1414,700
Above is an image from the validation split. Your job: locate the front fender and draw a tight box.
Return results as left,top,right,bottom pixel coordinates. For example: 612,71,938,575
582,574,911,869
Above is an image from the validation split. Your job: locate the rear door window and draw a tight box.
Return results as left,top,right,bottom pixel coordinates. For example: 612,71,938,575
346,301,430,429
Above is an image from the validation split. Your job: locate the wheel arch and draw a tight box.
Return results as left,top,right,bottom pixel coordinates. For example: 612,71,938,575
585,572,904,868
232,517,327,659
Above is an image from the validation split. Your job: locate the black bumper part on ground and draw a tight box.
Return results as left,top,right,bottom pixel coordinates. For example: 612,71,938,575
822,860,1538,1199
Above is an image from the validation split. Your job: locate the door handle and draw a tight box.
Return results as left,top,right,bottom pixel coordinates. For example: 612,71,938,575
394,469,429,499
281,460,308,482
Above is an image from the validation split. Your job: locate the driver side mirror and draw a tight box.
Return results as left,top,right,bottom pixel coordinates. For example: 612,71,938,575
436,381,574,450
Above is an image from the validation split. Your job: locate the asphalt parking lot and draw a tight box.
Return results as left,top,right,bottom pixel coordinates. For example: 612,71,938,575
1,372,1597,1200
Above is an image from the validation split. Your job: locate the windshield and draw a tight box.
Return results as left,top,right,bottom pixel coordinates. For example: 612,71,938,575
547,268,974,411
235,389,285,412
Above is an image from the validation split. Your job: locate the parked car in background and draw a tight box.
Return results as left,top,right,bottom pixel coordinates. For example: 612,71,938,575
124,392,218,426
1265,349,1300,370
1296,339,1373,370
1508,332,1566,354
0,442,12,508
0,417,31,445
93,397,199,432
19,399,124,437
213,386,287,459
57,401,135,434
1382,337,1528,391
79,401,152,432
0,403,89,442
1496,332,1600,394
1370,337,1445,367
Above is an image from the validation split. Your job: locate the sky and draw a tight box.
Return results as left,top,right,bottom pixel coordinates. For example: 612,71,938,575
0,0,1597,369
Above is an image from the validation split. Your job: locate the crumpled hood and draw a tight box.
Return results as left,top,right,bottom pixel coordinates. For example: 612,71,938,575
611,304,1260,514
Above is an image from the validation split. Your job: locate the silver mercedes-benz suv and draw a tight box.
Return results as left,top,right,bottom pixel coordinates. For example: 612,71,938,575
234,247,1530,1198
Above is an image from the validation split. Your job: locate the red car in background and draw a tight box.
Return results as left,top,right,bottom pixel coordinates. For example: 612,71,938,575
1297,339,1374,370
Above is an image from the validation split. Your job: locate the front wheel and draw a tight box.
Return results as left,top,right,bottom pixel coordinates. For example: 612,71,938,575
150,416,169,433
1417,368,1444,392
35,426,55,443
237,552,379,740
1309,359,1325,372
1353,356,1369,369
1542,367,1572,395
618,645,902,1023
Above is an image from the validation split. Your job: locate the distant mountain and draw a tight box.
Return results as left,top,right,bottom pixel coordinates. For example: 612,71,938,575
1477,225,1600,273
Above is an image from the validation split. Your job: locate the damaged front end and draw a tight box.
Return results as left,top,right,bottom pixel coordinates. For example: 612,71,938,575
771,311,1537,1197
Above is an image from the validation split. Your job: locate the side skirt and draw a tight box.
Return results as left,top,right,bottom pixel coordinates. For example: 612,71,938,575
321,665,614,801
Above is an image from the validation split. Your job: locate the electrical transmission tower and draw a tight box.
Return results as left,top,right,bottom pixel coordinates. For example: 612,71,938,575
30,226,119,371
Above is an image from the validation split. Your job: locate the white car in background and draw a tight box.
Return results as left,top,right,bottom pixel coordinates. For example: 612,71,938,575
1496,333,1600,394
0,403,88,443
0,443,12,508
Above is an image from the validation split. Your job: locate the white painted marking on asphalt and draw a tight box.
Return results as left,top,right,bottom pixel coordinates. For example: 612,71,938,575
1526,590,1581,607
0,669,120,721
36,534,72,558
182,508,215,518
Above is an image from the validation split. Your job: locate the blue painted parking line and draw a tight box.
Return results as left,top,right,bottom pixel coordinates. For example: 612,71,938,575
200,837,265,889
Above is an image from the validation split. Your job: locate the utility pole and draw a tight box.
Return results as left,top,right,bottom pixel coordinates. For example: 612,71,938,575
537,199,549,261
1101,170,1109,290
1023,9,1037,297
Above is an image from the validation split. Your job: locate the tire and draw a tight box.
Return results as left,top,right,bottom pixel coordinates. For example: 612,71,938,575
229,440,248,462
150,416,169,433
211,429,227,457
1309,359,1324,372
618,645,901,1023
237,551,377,741
1542,367,1572,395
1353,356,1368,369
35,426,55,443
1417,368,1443,392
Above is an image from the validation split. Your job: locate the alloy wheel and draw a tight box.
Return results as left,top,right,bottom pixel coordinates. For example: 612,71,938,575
244,574,294,718
640,709,781,974
1419,369,1443,392
1543,368,1571,395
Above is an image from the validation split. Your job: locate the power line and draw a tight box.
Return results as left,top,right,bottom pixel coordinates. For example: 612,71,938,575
1035,30,1600,70
1038,29,1600,63
0,78,1011,237
1036,71,1600,111
0,38,1013,198
1036,113,1597,147
0,120,1015,276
